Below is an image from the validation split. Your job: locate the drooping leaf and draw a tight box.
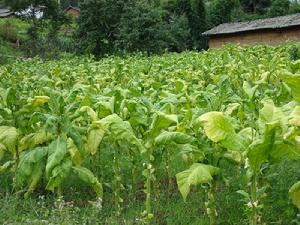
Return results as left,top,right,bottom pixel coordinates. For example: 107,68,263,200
289,106,300,126
80,106,98,121
46,137,68,179
16,147,48,191
281,71,300,103
0,143,6,160
176,163,219,201
198,112,245,151
0,126,18,154
67,138,82,166
247,122,278,173
0,161,14,175
30,96,50,107
258,100,287,133
68,126,86,157
149,112,178,138
289,181,300,209
19,129,53,152
99,114,144,152
46,159,72,191
154,131,195,146
243,81,258,100
72,166,103,197
86,123,105,155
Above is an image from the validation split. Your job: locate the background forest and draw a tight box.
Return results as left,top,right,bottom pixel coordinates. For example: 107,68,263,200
1,0,300,61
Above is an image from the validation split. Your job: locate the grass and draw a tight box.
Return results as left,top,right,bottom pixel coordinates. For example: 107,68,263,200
1,160,299,225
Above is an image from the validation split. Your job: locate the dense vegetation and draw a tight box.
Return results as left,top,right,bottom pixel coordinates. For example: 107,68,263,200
2,0,300,61
1,43,300,224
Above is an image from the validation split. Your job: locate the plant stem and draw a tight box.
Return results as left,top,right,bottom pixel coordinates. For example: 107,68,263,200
166,148,171,198
113,145,121,216
250,173,258,225
130,153,137,202
208,184,216,225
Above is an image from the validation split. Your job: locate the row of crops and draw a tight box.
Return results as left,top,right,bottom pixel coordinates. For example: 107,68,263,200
0,44,300,224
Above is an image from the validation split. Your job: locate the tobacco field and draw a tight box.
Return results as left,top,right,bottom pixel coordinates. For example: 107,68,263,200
0,44,300,224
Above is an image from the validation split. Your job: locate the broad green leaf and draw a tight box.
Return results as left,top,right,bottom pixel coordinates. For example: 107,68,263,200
46,137,68,179
0,143,6,160
225,103,240,116
68,126,86,157
270,140,300,161
0,126,18,154
30,96,50,107
24,161,44,198
176,163,219,201
0,161,14,175
247,122,278,173
86,124,105,155
80,106,98,121
154,131,195,146
289,106,300,126
149,112,178,138
243,81,258,100
289,181,300,209
281,71,300,103
223,151,243,164
258,100,287,132
67,138,82,166
99,114,144,151
19,129,53,152
46,159,72,191
198,112,245,151
97,97,115,118
16,147,48,190
72,166,103,197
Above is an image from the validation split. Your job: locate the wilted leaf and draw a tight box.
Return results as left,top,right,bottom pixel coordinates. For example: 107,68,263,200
198,112,245,151
72,166,103,197
0,126,18,154
289,181,300,209
176,163,219,201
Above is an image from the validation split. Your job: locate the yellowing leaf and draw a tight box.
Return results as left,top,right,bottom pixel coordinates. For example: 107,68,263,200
46,137,68,179
0,126,18,154
198,112,245,151
176,163,219,201
67,138,82,166
19,129,53,152
281,71,300,103
86,124,105,155
289,181,300,209
72,166,103,197
31,96,50,107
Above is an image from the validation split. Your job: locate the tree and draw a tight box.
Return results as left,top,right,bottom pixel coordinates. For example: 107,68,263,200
116,0,190,53
240,0,271,14
208,0,239,27
268,0,290,17
77,0,127,56
5,0,68,57
162,0,207,49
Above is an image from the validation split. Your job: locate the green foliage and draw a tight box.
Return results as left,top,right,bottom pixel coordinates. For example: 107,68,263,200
0,43,300,224
268,0,290,17
207,0,238,27
77,0,127,55
289,180,300,209
117,0,190,53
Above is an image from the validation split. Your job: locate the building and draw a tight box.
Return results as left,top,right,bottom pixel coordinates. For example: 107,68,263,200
203,13,300,48
0,7,14,18
66,6,80,17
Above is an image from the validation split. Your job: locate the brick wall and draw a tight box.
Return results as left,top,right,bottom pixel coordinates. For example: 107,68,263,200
209,26,300,48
